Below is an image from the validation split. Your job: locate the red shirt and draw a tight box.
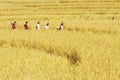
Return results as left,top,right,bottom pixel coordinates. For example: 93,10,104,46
12,23,16,29
24,24,28,29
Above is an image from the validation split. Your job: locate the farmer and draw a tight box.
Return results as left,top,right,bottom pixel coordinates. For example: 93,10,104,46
11,21,16,29
36,21,40,30
59,22,64,31
24,21,29,29
45,23,49,30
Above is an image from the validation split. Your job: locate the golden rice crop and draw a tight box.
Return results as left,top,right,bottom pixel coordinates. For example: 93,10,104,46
0,0,120,80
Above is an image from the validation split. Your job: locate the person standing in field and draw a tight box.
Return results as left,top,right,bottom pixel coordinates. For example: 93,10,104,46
59,22,64,31
36,21,40,30
11,21,16,29
45,23,49,30
24,21,29,30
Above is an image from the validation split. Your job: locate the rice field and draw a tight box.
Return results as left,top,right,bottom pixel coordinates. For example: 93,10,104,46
0,0,120,80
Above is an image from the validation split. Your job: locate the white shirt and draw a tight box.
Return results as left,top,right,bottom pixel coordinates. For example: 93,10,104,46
36,24,40,30
61,26,63,30
45,25,49,30
59,25,63,30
